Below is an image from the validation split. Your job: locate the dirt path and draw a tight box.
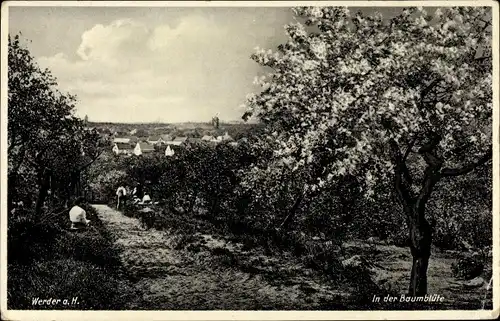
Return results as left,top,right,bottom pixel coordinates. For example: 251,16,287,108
92,204,492,310
92,204,350,310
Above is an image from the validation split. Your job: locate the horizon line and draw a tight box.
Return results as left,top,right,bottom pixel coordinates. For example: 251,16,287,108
86,120,259,125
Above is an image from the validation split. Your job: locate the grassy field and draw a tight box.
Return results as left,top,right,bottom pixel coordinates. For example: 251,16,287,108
7,204,136,310
93,204,492,310
8,201,490,310
341,241,493,310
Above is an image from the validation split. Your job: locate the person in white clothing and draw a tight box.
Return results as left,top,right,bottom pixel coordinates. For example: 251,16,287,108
69,197,90,230
142,193,152,204
116,185,127,209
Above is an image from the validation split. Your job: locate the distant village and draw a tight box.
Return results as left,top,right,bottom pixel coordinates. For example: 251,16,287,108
86,116,256,157
111,131,240,157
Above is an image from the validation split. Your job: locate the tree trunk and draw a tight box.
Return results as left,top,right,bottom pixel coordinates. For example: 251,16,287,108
278,191,304,230
7,144,27,211
8,172,19,212
390,136,491,297
391,138,441,297
69,171,80,200
35,169,51,217
407,207,433,296
409,256,430,296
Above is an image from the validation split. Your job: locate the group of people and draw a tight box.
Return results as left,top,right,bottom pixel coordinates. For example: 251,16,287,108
116,184,153,210
66,184,155,231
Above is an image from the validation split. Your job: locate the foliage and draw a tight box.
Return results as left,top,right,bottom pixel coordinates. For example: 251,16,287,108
451,252,485,280
431,166,492,250
7,204,129,309
79,7,493,297
241,6,492,294
244,7,491,194
7,35,124,309
8,34,107,215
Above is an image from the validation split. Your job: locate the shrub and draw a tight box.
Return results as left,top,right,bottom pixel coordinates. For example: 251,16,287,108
89,169,128,203
430,167,492,250
451,252,484,280
7,203,129,309
8,213,64,264
8,259,126,309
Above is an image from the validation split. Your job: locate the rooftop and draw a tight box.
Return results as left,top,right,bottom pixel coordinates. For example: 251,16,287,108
137,142,155,151
115,142,134,150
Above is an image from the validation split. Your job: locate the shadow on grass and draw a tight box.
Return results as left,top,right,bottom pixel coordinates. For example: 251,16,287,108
7,203,136,310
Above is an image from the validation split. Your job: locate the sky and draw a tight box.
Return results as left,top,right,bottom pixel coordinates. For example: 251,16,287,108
9,6,296,123
8,5,405,123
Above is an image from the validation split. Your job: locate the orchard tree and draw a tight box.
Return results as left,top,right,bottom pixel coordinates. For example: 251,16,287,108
8,34,106,214
243,7,492,295
8,34,74,210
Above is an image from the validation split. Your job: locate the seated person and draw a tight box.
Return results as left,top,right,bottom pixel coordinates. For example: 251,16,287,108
134,184,144,199
141,193,152,205
69,197,91,230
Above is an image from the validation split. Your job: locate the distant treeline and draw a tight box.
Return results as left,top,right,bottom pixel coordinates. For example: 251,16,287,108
89,121,265,141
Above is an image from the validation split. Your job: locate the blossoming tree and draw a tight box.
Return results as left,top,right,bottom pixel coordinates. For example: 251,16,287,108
243,6,492,295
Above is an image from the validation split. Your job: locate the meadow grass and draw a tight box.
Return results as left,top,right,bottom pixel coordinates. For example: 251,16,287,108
7,203,135,310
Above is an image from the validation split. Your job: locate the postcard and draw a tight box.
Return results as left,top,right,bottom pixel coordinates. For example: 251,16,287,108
1,1,498,320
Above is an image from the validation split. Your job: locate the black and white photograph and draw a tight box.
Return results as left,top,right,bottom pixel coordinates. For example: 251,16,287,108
1,1,498,319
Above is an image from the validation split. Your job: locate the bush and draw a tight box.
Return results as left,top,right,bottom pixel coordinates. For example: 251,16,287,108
8,214,64,264
430,167,492,250
89,169,128,203
451,252,484,280
340,255,390,305
304,241,344,280
89,133,492,291
8,259,126,310
7,203,129,309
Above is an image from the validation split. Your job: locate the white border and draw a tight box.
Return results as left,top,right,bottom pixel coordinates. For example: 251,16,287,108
1,0,498,7
1,1,499,320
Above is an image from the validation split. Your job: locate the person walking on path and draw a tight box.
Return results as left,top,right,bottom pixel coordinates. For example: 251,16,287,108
116,185,127,210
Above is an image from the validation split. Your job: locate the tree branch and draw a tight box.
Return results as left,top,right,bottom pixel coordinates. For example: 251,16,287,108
420,78,442,102
77,150,104,172
419,131,441,153
390,139,413,206
277,188,305,231
403,136,418,161
413,133,445,215
401,139,416,187
421,150,443,168
8,133,30,154
440,147,492,177
415,164,441,216
475,55,492,62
